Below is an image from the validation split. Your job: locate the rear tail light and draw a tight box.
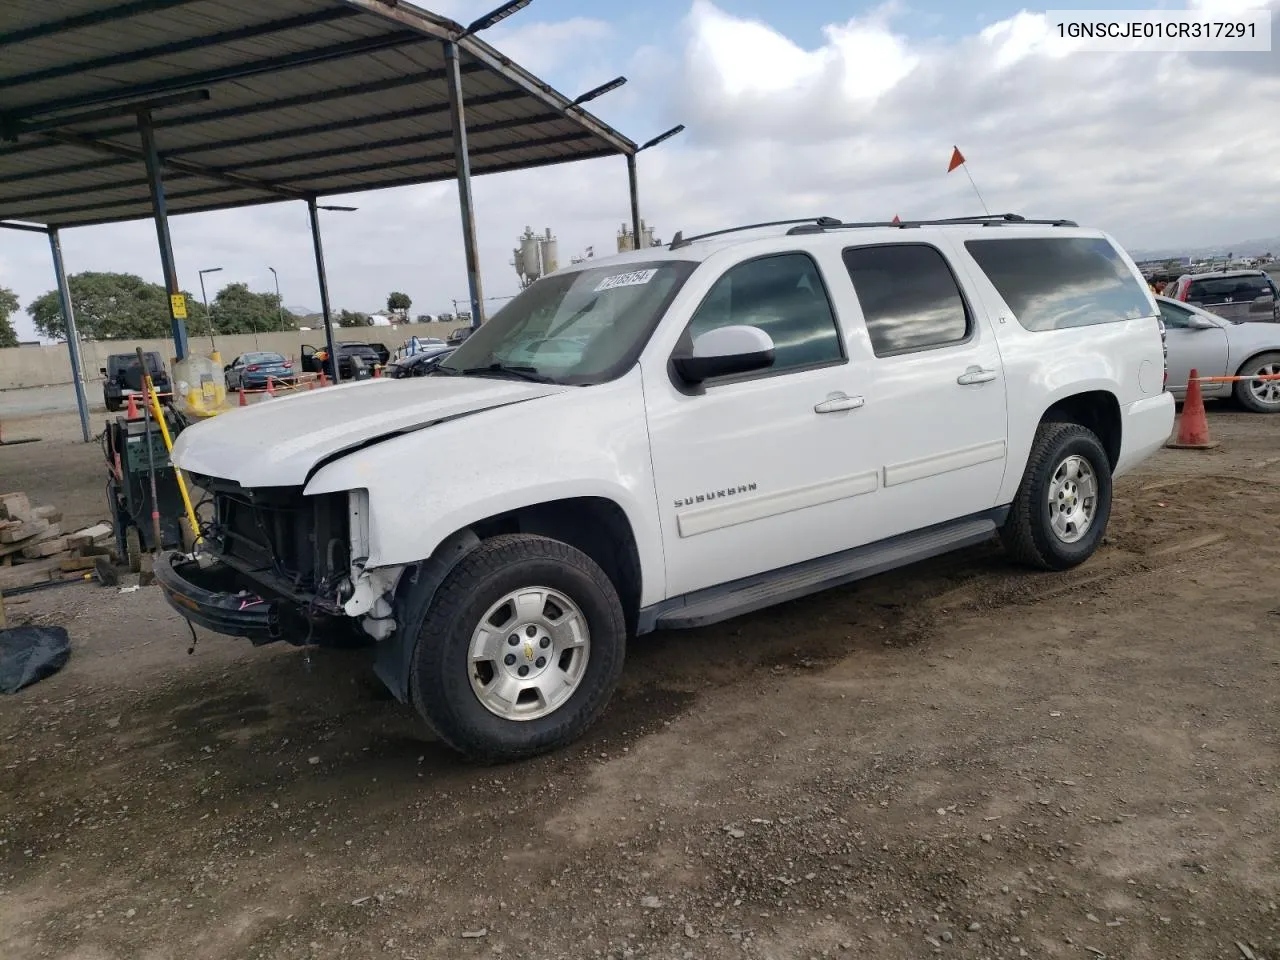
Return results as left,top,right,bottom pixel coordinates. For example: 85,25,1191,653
283,361,292,369
1158,318,1168,390
1177,282,1189,302
247,364,260,372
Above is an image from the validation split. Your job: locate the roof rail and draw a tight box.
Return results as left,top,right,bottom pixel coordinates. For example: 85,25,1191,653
786,212,1078,235
668,216,842,250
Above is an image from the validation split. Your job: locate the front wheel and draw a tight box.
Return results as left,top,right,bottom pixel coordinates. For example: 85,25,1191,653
1001,421,1113,571
1233,352,1280,414
409,534,626,762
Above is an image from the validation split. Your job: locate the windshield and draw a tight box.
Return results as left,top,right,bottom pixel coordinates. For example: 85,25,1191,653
438,260,698,385
244,352,284,364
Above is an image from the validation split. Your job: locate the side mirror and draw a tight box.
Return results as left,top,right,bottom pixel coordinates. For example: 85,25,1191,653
673,325,775,384
1188,316,1217,330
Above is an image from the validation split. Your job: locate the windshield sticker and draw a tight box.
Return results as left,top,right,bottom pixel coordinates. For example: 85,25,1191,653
594,268,658,292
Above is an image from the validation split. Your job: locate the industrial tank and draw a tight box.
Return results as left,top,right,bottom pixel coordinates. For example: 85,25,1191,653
539,228,559,275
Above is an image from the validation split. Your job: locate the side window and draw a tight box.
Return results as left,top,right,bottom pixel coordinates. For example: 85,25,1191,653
841,244,970,356
1156,300,1192,328
686,253,843,373
964,236,1152,332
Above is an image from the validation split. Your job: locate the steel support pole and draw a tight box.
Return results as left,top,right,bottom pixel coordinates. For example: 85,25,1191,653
627,152,642,250
307,197,341,383
137,109,188,361
444,40,485,329
48,229,91,443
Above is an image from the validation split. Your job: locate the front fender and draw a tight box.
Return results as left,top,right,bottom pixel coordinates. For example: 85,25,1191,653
304,370,666,606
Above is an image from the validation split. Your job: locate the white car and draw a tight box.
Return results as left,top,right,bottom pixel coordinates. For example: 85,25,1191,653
158,214,1173,761
1155,295,1280,413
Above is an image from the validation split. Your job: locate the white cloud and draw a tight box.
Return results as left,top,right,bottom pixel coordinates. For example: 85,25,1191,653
4,0,1280,345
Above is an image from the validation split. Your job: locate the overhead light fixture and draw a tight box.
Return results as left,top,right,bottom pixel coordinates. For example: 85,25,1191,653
639,124,685,152
318,204,357,212
462,0,531,38
572,76,627,106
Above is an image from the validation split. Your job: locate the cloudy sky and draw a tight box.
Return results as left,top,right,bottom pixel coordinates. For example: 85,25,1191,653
3,0,1279,339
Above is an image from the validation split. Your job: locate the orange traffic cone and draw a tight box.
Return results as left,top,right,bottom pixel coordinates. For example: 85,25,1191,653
239,385,248,406
319,370,328,387
1167,368,1219,449
374,364,382,378
126,393,139,419
266,376,275,398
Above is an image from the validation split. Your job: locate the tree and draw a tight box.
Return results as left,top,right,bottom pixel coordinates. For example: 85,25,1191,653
338,309,370,327
387,291,411,322
205,282,294,335
0,286,19,348
26,271,206,341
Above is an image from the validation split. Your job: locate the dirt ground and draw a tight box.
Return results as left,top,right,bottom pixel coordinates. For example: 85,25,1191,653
1,403,1278,960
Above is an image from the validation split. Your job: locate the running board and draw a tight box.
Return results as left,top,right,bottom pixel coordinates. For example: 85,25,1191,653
641,509,1007,633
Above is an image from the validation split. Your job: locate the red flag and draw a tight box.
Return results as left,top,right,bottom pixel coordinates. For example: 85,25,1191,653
947,146,965,173
891,214,901,223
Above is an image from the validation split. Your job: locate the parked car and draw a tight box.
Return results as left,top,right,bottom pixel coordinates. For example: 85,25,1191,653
368,342,391,365
224,351,295,391
101,351,170,412
385,347,455,378
393,336,447,361
1155,295,1280,412
1163,269,1279,324
300,341,382,379
446,326,473,345
159,213,1172,762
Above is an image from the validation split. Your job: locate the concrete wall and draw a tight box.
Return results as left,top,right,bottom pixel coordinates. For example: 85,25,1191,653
0,323,461,391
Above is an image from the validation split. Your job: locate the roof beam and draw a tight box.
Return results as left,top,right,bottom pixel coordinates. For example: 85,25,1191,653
2,90,211,139
47,147,622,230
225,110,564,172
0,108,563,203
0,0,199,48
38,128,304,199
3,30,423,123
3,8,362,89
282,130,596,186
0,219,50,234
167,90,527,159
4,183,245,222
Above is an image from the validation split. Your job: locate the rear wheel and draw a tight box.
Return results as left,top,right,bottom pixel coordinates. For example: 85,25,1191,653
1001,421,1113,571
1233,352,1280,413
409,534,626,763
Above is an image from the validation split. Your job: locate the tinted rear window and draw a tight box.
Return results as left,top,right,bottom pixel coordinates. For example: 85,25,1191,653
1187,276,1273,302
964,237,1152,332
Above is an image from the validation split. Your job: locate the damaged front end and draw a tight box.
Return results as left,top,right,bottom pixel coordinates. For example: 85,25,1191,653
155,475,403,648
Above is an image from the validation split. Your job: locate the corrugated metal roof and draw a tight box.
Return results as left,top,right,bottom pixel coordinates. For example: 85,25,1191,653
0,0,637,228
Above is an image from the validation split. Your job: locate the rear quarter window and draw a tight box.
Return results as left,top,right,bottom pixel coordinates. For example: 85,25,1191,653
964,236,1152,332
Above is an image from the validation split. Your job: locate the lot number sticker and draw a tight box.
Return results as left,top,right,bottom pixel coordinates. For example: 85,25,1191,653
595,269,658,292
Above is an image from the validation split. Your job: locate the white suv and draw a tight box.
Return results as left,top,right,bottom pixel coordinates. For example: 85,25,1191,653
160,214,1174,761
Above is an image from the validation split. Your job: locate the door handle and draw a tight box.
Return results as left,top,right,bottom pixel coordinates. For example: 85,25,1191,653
814,393,865,414
957,366,998,385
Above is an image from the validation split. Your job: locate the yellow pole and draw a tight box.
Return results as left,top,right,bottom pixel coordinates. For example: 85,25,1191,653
135,348,201,546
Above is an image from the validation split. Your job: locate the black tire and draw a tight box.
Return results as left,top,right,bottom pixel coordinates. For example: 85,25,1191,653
1233,351,1280,414
409,534,626,763
1000,421,1113,571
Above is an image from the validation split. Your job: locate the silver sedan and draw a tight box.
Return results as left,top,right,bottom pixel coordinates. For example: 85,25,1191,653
1156,295,1280,413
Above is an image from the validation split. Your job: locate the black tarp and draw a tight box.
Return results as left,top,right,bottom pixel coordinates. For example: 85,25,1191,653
0,627,71,693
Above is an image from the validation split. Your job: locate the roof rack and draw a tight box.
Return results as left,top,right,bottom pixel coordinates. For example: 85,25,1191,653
668,216,842,250
786,213,1078,234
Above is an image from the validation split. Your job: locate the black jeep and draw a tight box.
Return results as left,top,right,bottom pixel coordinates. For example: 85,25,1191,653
101,351,171,412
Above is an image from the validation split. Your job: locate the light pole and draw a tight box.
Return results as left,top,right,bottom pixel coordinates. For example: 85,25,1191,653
198,266,222,348
267,266,283,328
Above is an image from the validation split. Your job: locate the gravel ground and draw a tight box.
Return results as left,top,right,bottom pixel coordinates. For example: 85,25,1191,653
0,405,1278,960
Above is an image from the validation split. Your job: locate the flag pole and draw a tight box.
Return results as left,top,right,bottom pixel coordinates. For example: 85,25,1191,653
962,164,990,215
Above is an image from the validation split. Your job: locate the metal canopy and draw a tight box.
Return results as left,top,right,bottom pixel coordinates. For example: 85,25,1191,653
0,0,638,228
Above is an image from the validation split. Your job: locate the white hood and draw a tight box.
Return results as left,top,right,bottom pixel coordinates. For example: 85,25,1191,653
171,376,569,487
